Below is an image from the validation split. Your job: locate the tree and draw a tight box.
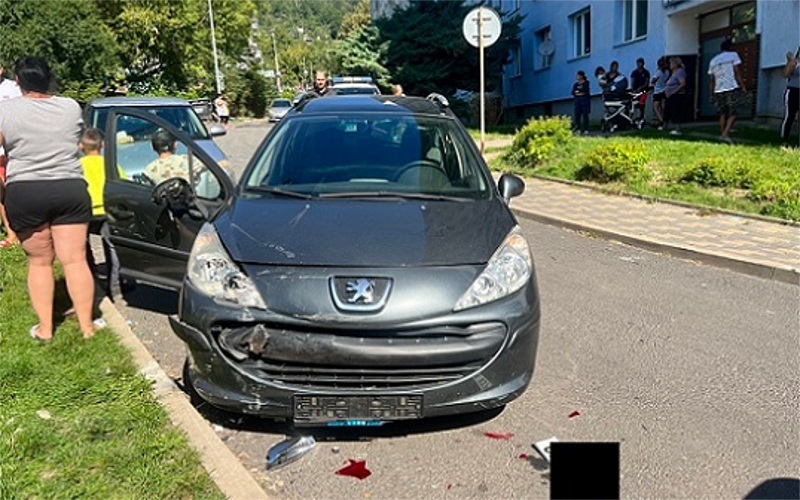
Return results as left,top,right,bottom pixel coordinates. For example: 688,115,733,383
0,0,119,101
333,25,390,90
377,1,522,97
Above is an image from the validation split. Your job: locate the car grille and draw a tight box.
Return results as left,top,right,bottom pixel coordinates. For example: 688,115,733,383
244,359,485,389
216,322,506,390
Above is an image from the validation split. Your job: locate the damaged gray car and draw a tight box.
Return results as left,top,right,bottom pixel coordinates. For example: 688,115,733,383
101,95,540,426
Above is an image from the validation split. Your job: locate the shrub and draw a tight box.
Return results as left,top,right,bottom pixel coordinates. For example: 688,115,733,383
681,156,758,189
506,116,573,168
748,178,800,221
578,142,651,183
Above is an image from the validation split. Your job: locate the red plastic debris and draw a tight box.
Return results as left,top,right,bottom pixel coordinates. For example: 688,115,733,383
569,411,581,418
518,453,529,459
335,459,372,480
483,432,514,440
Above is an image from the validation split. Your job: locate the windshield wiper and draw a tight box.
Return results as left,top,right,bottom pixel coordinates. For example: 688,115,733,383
245,186,313,199
318,191,468,202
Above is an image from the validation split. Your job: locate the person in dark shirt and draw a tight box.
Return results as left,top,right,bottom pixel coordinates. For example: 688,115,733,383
630,58,651,120
572,71,591,135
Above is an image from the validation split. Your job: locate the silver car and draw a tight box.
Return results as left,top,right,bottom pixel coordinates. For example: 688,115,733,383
268,98,292,122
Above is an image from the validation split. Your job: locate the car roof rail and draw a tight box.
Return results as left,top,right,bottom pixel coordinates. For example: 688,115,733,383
426,93,450,109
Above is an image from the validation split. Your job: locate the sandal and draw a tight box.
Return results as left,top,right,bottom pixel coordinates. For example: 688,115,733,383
29,324,52,343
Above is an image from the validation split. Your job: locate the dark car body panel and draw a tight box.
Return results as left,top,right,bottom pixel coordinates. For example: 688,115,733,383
217,196,515,267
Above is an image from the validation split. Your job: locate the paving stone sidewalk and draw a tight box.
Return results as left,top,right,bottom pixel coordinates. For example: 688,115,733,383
483,138,800,285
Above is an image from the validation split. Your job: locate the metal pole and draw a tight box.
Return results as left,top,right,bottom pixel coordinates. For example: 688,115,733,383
272,32,282,94
207,0,222,94
479,6,485,156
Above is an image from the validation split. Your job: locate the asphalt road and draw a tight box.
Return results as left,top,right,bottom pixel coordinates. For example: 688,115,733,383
114,120,799,500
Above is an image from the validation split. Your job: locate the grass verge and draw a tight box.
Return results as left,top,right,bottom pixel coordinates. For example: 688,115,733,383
492,123,800,221
0,245,223,500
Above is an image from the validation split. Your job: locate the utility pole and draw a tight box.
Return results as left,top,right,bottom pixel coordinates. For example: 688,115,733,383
207,0,222,94
271,32,282,93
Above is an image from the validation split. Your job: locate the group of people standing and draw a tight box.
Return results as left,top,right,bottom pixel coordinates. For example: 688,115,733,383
572,56,689,135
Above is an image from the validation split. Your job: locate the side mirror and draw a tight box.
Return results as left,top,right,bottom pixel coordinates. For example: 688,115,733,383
498,174,525,203
209,124,227,137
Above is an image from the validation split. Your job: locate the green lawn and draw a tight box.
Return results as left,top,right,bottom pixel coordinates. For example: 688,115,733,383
0,246,223,500
490,123,800,221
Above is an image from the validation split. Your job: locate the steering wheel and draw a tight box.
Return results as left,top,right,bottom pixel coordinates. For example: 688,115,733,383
151,176,193,207
393,159,450,187
394,160,447,179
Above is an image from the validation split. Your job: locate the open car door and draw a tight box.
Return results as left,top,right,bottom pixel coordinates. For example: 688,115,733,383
102,108,234,290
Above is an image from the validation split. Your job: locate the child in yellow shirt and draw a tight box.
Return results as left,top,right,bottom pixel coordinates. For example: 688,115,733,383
80,128,124,300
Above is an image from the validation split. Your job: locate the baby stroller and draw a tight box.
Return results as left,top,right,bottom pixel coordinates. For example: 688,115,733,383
600,75,646,133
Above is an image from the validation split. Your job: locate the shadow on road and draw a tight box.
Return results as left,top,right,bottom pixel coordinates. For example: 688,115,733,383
122,283,179,315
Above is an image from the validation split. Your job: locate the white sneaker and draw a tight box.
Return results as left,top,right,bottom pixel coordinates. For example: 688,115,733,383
669,129,682,136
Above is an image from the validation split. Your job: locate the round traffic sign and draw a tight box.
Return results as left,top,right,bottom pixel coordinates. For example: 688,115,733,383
462,7,502,48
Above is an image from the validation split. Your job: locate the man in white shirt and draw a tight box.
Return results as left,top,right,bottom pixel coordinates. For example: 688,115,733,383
0,64,22,245
708,39,746,143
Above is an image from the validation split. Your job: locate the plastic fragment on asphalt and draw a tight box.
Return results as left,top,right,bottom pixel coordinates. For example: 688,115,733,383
267,436,316,469
533,437,559,463
213,424,224,432
335,459,372,480
518,453,529,459
484,432,514,439
332,446,340,454
569,411,580,418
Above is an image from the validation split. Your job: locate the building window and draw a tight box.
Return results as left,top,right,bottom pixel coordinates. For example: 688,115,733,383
535,26,553,69
621,0,647,42
514,0,521,11
513,44,522,76
571,8,591,58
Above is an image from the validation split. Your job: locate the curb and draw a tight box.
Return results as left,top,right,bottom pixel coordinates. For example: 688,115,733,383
99,299,273,500
510,206,800,286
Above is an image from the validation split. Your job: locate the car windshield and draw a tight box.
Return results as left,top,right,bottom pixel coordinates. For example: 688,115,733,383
244,113,490,199
91,105,210,140
271,99,292,108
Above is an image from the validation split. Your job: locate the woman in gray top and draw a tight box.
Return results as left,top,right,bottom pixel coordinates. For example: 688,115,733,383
0,57,96,341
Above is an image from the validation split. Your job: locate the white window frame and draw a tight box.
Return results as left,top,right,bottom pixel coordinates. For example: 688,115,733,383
571,8,591,58
535,26,553,70
622,0,648,42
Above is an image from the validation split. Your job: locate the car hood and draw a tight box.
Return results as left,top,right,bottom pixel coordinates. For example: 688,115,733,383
215,196,515,267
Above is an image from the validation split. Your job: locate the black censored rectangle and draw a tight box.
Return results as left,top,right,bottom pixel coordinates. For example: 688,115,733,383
550,442,619,500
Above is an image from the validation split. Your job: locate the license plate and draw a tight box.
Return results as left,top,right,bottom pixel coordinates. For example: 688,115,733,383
293,395,423,424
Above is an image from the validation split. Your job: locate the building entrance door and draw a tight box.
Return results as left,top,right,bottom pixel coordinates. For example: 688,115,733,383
698,2,758,119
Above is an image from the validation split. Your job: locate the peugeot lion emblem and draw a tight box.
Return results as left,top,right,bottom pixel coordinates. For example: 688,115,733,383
346,278,375,304
330,277,392,312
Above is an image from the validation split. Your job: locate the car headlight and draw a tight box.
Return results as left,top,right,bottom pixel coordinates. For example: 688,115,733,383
454,226,532,311
187,223,267,309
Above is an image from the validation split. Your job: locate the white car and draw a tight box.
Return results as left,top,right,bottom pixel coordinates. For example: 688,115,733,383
268,98,292,122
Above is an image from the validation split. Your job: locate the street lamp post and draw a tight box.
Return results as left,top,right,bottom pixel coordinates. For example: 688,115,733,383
207,0,223,94
271,32,282,93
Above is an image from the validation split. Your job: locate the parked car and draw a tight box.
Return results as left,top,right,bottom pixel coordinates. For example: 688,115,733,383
268,98,292,121
101,94,540,426
329,75,381,95
188,98,213,121
84,97,229,177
